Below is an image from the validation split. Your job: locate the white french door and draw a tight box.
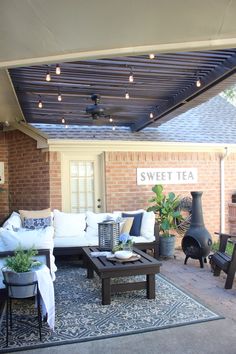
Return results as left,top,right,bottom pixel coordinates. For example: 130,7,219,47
61,152,105,213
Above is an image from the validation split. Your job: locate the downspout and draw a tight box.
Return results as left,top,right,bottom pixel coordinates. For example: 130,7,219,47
220,147,229,233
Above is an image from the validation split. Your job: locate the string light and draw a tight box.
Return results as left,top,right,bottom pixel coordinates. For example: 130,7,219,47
109,117,113,122
149,53,155,59
129,68,134,83
46,69,51,82
112,126,116,131
149,112,154,119
62,118,65,124
196,78,201,87
58,90,62,101
38,97,43,108
125,91,130,99
65,125,68,128
56,64,61,75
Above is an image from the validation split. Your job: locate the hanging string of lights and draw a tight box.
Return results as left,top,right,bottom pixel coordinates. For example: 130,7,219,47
37,58,204,127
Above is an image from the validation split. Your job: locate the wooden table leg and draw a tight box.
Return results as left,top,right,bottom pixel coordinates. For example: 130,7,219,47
146,274,155,299
87,267,94,279
102,278,111,305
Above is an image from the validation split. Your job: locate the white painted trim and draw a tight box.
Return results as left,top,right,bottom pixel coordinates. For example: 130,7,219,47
47,139,236,154
2,37,236,69
12,122,48,149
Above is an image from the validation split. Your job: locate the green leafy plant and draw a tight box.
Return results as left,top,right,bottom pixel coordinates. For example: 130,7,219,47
212,241,233,256
147,184,183,237
4,247,42,273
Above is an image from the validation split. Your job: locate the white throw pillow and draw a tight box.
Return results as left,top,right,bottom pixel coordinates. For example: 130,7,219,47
0,226,54,251
140,211,155,240
53,209,86,238
86,211,115,237
2,212,22,230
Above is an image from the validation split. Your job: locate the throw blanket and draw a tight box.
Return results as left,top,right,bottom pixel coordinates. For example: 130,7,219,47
35,265,55,330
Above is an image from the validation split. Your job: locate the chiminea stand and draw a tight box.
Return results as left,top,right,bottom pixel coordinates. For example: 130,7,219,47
182,191,212,268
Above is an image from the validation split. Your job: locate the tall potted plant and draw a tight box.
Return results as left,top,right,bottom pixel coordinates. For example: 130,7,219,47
147,184,183,257
2,247,42,298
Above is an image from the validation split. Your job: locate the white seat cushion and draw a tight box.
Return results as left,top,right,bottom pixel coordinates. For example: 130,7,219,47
0,226,54,251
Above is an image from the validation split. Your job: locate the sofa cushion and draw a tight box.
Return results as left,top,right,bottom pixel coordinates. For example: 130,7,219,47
140,210,155,240
0,226,54,251
86,211,116,237
122,212,143,236
53,209,86,238
120,217,134,234
23,216,52,230
19,208,51,221
2,211,22,230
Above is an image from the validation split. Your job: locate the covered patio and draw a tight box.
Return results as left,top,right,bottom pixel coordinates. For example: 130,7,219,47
1,1,236,353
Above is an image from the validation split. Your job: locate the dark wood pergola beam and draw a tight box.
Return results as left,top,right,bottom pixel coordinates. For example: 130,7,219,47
132,53,236,132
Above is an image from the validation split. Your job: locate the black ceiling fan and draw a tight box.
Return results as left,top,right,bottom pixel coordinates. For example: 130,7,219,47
85,94,123,119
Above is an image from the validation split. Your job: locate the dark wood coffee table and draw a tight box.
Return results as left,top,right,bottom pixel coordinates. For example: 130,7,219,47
81,246,162,305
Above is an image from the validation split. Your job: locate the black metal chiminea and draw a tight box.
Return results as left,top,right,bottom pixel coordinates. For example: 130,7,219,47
181,191,212,268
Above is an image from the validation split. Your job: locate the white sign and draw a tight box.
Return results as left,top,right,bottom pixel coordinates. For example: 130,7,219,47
137,168,198,185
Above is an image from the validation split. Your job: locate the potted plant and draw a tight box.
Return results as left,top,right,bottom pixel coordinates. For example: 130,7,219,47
2,247,42,298
147,184,183,257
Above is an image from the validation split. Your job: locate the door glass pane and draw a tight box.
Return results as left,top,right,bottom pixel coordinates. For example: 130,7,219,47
70,161,95,212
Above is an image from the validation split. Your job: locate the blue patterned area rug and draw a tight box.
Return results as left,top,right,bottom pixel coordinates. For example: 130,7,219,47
0,261,222,352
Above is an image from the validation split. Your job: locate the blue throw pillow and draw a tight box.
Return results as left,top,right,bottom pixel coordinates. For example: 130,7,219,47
23,216,52,230
121,212,143,236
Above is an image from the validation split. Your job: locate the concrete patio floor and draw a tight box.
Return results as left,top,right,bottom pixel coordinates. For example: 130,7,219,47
10,250,236,354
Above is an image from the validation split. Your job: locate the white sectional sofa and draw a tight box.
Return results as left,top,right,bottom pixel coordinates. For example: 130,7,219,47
0,209,159,260
52,209,159,258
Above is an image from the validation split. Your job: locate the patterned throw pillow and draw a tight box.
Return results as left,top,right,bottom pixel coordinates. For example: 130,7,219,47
23,216,52,230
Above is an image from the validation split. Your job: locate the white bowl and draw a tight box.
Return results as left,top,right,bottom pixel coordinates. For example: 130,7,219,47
114,250,133,260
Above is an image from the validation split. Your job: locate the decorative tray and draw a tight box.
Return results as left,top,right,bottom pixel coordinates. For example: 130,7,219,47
106,254,141,263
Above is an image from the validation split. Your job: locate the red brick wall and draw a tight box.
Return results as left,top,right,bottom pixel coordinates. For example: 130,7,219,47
105,151,225,238
1,129,236,241
0,132,9,223
7,130,50,212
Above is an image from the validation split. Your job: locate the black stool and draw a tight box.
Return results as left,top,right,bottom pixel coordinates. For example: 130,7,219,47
3,279,42,347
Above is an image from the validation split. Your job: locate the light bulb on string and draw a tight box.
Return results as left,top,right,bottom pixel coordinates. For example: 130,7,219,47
125,91,130,99
109,117,113,123
149,112,154,119
56,64,61,75
58,91,62,101
62,118,65,124
112,126,116,131
65,125,68,128
149,53,155,59
129,72,134,83
38,98,43,108
46,70,51,82
196,78,201,87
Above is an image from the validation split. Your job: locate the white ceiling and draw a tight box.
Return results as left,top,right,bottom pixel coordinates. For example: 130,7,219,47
1,0,236,124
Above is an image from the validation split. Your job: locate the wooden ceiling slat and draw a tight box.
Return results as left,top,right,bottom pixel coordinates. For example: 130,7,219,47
9,49,236,130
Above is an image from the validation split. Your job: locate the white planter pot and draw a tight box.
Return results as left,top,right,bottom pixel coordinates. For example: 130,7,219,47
2,269,37,298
